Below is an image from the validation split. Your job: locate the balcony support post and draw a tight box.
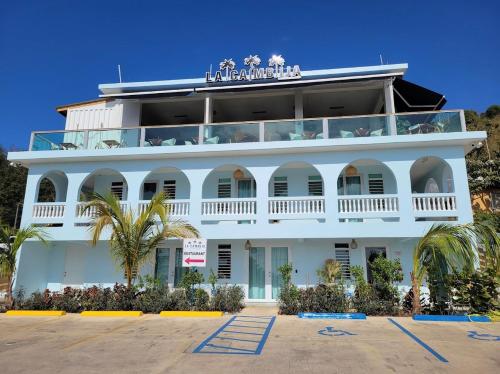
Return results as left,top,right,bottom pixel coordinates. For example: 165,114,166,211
139,127,145,147
294,91,303,120
384,78,397,135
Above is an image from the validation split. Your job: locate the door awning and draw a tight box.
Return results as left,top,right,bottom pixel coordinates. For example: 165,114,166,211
393,78,446,112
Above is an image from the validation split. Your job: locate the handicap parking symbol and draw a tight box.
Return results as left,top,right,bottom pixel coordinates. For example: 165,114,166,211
467,331,500,341
318,326,356,337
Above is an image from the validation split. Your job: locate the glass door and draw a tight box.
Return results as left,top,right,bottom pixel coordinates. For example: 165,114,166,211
154,248,170,286
249,247,265,299
174,248,187,287
271,247,289,299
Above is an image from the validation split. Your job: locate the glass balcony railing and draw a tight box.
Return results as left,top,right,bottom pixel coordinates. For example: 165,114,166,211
395,111,462,135
264,119,324,141
144,125,199,146
204,122,260,144
28,110,465,151
328,116,389,138
32,131,85,151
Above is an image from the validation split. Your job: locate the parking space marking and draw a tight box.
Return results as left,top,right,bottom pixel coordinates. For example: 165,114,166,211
388,318,448,363
193,315,276,355
467,331,500,341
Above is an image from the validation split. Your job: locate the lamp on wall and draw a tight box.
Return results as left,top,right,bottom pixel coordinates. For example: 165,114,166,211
345,165,358,176
244,240,252,251
350,239,358,249
233,169,245,180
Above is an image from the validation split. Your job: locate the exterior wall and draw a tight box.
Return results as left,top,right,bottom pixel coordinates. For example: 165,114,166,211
14,237,417,297
64,100,141,130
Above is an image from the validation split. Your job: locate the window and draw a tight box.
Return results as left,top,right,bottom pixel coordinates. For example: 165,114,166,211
218,178,231,198
334,243,351,278
143,182,157,200
154,248,170,286
274,176,288,197
308,175,323,196
368,174,384,194
218,244,231,279
111,181,125,200
163,180,176,199
337,175,361,195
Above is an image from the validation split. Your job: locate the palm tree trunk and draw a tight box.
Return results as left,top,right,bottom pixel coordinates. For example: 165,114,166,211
411,272,421,315
7,274,13,308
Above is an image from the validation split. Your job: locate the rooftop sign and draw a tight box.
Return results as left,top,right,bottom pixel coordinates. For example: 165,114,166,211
205,54,301,83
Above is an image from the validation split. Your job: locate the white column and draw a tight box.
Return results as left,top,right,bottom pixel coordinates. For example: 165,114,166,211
64,173,88,227
19,171,41,227
384,79,397,135
248,167,274,227
389,162,414,225
121,171,149,215
316,164,344,224
294,91,303,119
183,169,209,229
203,96,213,142
449,157,473,223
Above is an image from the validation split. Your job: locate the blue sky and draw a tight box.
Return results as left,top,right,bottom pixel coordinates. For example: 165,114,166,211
1,0,498,150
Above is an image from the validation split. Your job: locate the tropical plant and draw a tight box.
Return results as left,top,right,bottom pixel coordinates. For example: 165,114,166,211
0,224,48,306
244,54,261,68
268,54,285,72
410,223,499,314
317,259,342,285
219,58,236,79
84,192,199,289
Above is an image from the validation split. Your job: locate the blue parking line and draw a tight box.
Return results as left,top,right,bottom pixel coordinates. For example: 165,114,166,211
193,315,276,355
388,318,448,363
229,324,266,329
223,330,263,335
214,336,261,343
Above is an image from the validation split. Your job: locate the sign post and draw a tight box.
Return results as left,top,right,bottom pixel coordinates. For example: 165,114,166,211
182,239,207,267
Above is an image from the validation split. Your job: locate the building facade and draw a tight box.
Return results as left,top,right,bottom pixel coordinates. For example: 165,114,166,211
8,58,486,301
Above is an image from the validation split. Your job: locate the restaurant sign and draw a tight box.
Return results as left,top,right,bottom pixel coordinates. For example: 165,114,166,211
206,54,301,83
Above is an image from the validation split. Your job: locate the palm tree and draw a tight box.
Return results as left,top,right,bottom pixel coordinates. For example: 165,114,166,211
268,54,285,76
219,58,236,80
84,192,199,289
0,224,48,306
317,259,342,285
411,223,499,314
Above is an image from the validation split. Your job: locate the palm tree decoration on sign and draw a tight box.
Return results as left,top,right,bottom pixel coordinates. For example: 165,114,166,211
84,192,199,289
219,58,236,80
0,224,48,307
268,54,285,74
410,222,499,314
244,54,261,69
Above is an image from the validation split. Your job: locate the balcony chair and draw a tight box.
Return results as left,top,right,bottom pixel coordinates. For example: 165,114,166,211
340,130,354,138
289,132,303,140
370,129,384,136
161,138,176,146
204,136,219,144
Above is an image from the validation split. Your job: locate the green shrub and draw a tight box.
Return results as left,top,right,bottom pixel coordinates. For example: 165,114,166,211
80,286,112,311
167,289,190,311
51,287,82,313
309,284,350,313
193,288,210,311
448,265,499,314
210,285,245,313
106,283,136,311
278,284,300,314
16,289,52,310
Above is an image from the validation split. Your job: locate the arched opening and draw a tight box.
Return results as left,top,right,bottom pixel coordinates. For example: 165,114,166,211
337,159,397,196
36,171,68,202
140,167,190,200
410,157,454,193
202,165,256,199
268,162,324,197
78,169,128,202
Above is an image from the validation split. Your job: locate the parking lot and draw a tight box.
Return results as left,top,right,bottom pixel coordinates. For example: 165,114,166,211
0,313,499,373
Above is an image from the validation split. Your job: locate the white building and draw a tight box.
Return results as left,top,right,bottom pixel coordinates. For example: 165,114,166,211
8,57,486,302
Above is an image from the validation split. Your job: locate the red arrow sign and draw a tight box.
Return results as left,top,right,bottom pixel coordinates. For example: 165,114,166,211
184,257,205,265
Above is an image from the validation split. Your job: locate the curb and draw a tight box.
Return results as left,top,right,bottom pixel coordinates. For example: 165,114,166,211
80,311,143,317
413,314,491,322
160,311,224,317
6,310,66,317
298,312,367,319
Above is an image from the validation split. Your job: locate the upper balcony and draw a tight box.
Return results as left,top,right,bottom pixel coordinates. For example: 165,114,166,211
28,110,466,153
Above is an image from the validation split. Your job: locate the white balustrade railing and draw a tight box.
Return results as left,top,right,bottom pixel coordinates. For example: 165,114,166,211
268,196,325,216
75,201,129,219
201,198,257,217
32,203,65,219
338,195,399,216
138,200,190,216
412,193,457,213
